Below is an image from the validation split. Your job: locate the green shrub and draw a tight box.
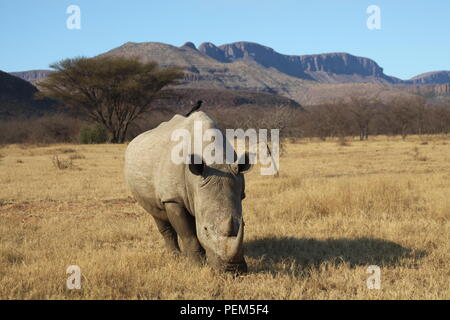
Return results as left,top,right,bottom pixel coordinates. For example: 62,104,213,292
79,124,108,144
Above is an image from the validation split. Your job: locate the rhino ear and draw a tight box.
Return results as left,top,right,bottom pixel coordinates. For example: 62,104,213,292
188,154,205,176
238,152,253,173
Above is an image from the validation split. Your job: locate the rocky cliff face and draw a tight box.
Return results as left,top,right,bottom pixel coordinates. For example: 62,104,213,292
198,41,401,84
399,83,450,97
9,70,53,84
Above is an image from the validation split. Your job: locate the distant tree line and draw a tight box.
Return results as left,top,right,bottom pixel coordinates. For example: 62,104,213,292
208,96,450,141
295,96,450,140
1,96,449,145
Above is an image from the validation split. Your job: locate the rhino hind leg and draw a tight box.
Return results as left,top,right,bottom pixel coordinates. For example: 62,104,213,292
153,216,180,253
164,202,205,265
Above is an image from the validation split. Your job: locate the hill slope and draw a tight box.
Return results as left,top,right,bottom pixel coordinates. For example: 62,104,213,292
0,71,55,119
406,71,450,85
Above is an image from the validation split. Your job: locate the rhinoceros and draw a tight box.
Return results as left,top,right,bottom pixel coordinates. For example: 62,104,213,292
124,111,251,273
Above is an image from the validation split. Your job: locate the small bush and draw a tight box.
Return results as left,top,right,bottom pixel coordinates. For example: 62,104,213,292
337,136,351,147
69,153,86,160
55,148,76,154
79,124,108,144
52,155,73,170
413,147,428,161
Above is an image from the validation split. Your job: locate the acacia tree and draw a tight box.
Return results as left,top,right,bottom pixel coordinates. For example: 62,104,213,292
38,57,183,143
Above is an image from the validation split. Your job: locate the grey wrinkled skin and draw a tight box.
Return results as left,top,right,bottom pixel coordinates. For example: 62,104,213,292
124,111,251,273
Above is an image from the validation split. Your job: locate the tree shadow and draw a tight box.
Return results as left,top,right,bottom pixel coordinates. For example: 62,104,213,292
245,237,426,275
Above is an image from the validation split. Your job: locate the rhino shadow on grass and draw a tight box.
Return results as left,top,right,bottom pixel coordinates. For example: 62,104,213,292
245,237,427,274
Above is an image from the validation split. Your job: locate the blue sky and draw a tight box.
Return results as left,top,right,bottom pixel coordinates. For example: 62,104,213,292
0,0,449,79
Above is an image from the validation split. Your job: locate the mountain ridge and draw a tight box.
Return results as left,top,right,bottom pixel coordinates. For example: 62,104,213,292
10,41,448,86
199,41,402,84
7,41,449,105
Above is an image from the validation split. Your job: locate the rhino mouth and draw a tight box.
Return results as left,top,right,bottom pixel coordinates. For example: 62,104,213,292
206,253,248,274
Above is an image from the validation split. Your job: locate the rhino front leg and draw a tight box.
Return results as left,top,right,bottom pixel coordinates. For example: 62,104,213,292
153,216,180,253
164,202,205,264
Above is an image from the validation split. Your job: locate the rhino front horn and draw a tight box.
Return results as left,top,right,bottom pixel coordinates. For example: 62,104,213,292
226,218,244,261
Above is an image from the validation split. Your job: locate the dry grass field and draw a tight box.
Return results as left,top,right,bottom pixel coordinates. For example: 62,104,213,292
0,135,449,299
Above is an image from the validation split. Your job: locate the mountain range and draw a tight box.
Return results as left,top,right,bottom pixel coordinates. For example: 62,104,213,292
5,41,450,106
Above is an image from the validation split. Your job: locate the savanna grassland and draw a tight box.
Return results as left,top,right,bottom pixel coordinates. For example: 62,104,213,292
0,135,449,299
